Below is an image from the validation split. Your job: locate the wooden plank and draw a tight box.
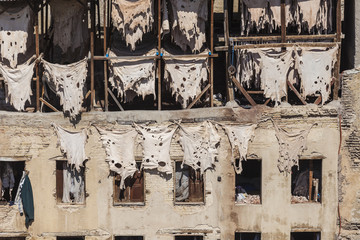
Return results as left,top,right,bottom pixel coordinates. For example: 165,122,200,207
157,0,161,111
247,90,264,94
210,0,214,107
230,75,256,106
224,0,234,102
90,0,95,110
186,84,211,109
39,98,60,112
215,42,340,51
264,98,271,106
309,160,313,201
281,0,286,45
94,55,160,60
287,80,307,105
334,0,342,100
107,88,124,111
314,95,322,105
35,20,40,112
103,0,108,111
217,34,337,42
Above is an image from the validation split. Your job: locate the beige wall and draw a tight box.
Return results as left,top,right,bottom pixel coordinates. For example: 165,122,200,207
0,106,339,240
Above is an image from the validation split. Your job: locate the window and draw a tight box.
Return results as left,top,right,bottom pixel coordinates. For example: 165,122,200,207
0,161,25,203
235,232,261,240
175,236,203,240
235,159,261,204
291,232,321,240
0,237,26,240
113,162,144,204
114,237,143,240
291,160,322,204
57,237,84,240
56,161,86,204
175,162,204,203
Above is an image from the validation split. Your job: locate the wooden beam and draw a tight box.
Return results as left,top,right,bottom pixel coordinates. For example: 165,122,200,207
35,17,40,112
215,42,340,51
334,0,342,100
104,0,108,111
286,80,307,105
39,98,59,112
309,160,313,201
157,0,162,110
217,34,337,42
224,0,234,102
186,84,211,109
281,0,286,46
107,88,124,111
210,0,214,107
264,98,271,106
90,0,95,110
229,75,256,106
314,95,322,105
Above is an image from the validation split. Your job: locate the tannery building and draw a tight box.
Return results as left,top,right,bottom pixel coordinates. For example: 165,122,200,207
0,0,359,240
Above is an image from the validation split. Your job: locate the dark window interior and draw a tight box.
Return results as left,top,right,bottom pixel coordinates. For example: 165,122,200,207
291,160,322,203
0,161,25,203
57,237,85,240
291,232,321,240
0,237,26,240
175,236,203,240
235,159,261,204
235,232,261,240
114,162,144,203
115,237,143,240
175,162,204,203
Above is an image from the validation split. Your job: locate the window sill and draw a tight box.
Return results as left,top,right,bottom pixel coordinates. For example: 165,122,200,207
113,202,145,207
174,202,205,206
235,202,262,206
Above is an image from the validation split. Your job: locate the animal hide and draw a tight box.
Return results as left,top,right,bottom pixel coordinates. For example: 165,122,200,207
175,165,189,201
258,48,294,104
112,0,154,51
50,0,88,61
134,123,177,174
52,124,88,172
235,49,262,89
62,162,85,203
0,55,36,111
224,124,256,174
96,127,138,189
108,48,157,102
0,5,34,68
178,122,221,174
42,58,88,120
163,50,209,108
295,46,338,104
273,121,314,174
166,0,208,52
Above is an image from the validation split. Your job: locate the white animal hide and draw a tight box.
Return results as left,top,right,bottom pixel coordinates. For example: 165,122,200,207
112,0,154,51
42,58,88,120
167,0,208,52
295,46,338,104
52,124,88,172
62,162,85,203
235,49,262,89
135,124,177,174
50,0,88,58
224,124,256,174
0,55,36,111
163,50,209,108
96,127,138,189
0,5,34,68
108,48,157,102
178,122,221,174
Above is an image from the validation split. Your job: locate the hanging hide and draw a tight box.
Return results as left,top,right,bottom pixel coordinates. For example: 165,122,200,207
163,50,209,108
108,48,157,102
50,0,88,62
241,0,271,35
111,0,154,51
134,123,177,174
0,55,36,111
295,46,338,104
62,162,85,203
42,58,88,120
273,121,315,174
235,49,262,89
258,48,294,104
0,5,34,68
178,122,221,174
52,123,88,172
224,124,256,174
96,127,138,189
166,0,208,52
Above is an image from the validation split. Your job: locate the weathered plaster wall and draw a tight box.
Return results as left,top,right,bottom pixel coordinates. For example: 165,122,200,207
0,106,339,240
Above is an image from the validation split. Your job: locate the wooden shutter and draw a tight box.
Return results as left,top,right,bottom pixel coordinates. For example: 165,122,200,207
56,161,64,202
189,169,204,202
130,170,144,202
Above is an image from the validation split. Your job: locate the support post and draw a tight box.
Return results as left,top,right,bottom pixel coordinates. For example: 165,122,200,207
157,0,161,110
309,160,313,201
210,0,214,107
224,0,234,102
35,14,40,112
334,0,341,100
104,0,108,111
281,0,288,103
90,0,95,110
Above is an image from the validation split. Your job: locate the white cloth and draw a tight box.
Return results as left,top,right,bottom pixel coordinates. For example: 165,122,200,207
96,127,138,189
134,123,177,174
111,0,154,51
14,171,26,214
62,162,85,203
295,46,338,104
224,124,256,174
273,121,314,173
52,123,88,172
163,50,209,108
178,122,221,174
108,49,157,102
0,55,36,111
0,5,34,68
165,0,208,52
42,58,88,119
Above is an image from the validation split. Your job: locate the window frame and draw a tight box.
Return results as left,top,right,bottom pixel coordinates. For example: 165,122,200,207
0,160,26,204
290,231,321,240
114,236,144,240
235,232,261,240
174,235,204,240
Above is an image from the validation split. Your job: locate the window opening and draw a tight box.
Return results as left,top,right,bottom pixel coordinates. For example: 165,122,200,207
114,237,143,240
175,236,203,240
291,232,321,240
113,162,144,204
0,237,26,240
0,161,25,203
291,160,322,204
235,159,261,204
56,161,86,204
57,237,85,240
235,232,261,240
175,162,204,203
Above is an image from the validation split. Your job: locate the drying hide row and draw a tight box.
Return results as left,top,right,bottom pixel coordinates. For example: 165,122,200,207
236,45,338,104
111,0,208,53
241,0,334,35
